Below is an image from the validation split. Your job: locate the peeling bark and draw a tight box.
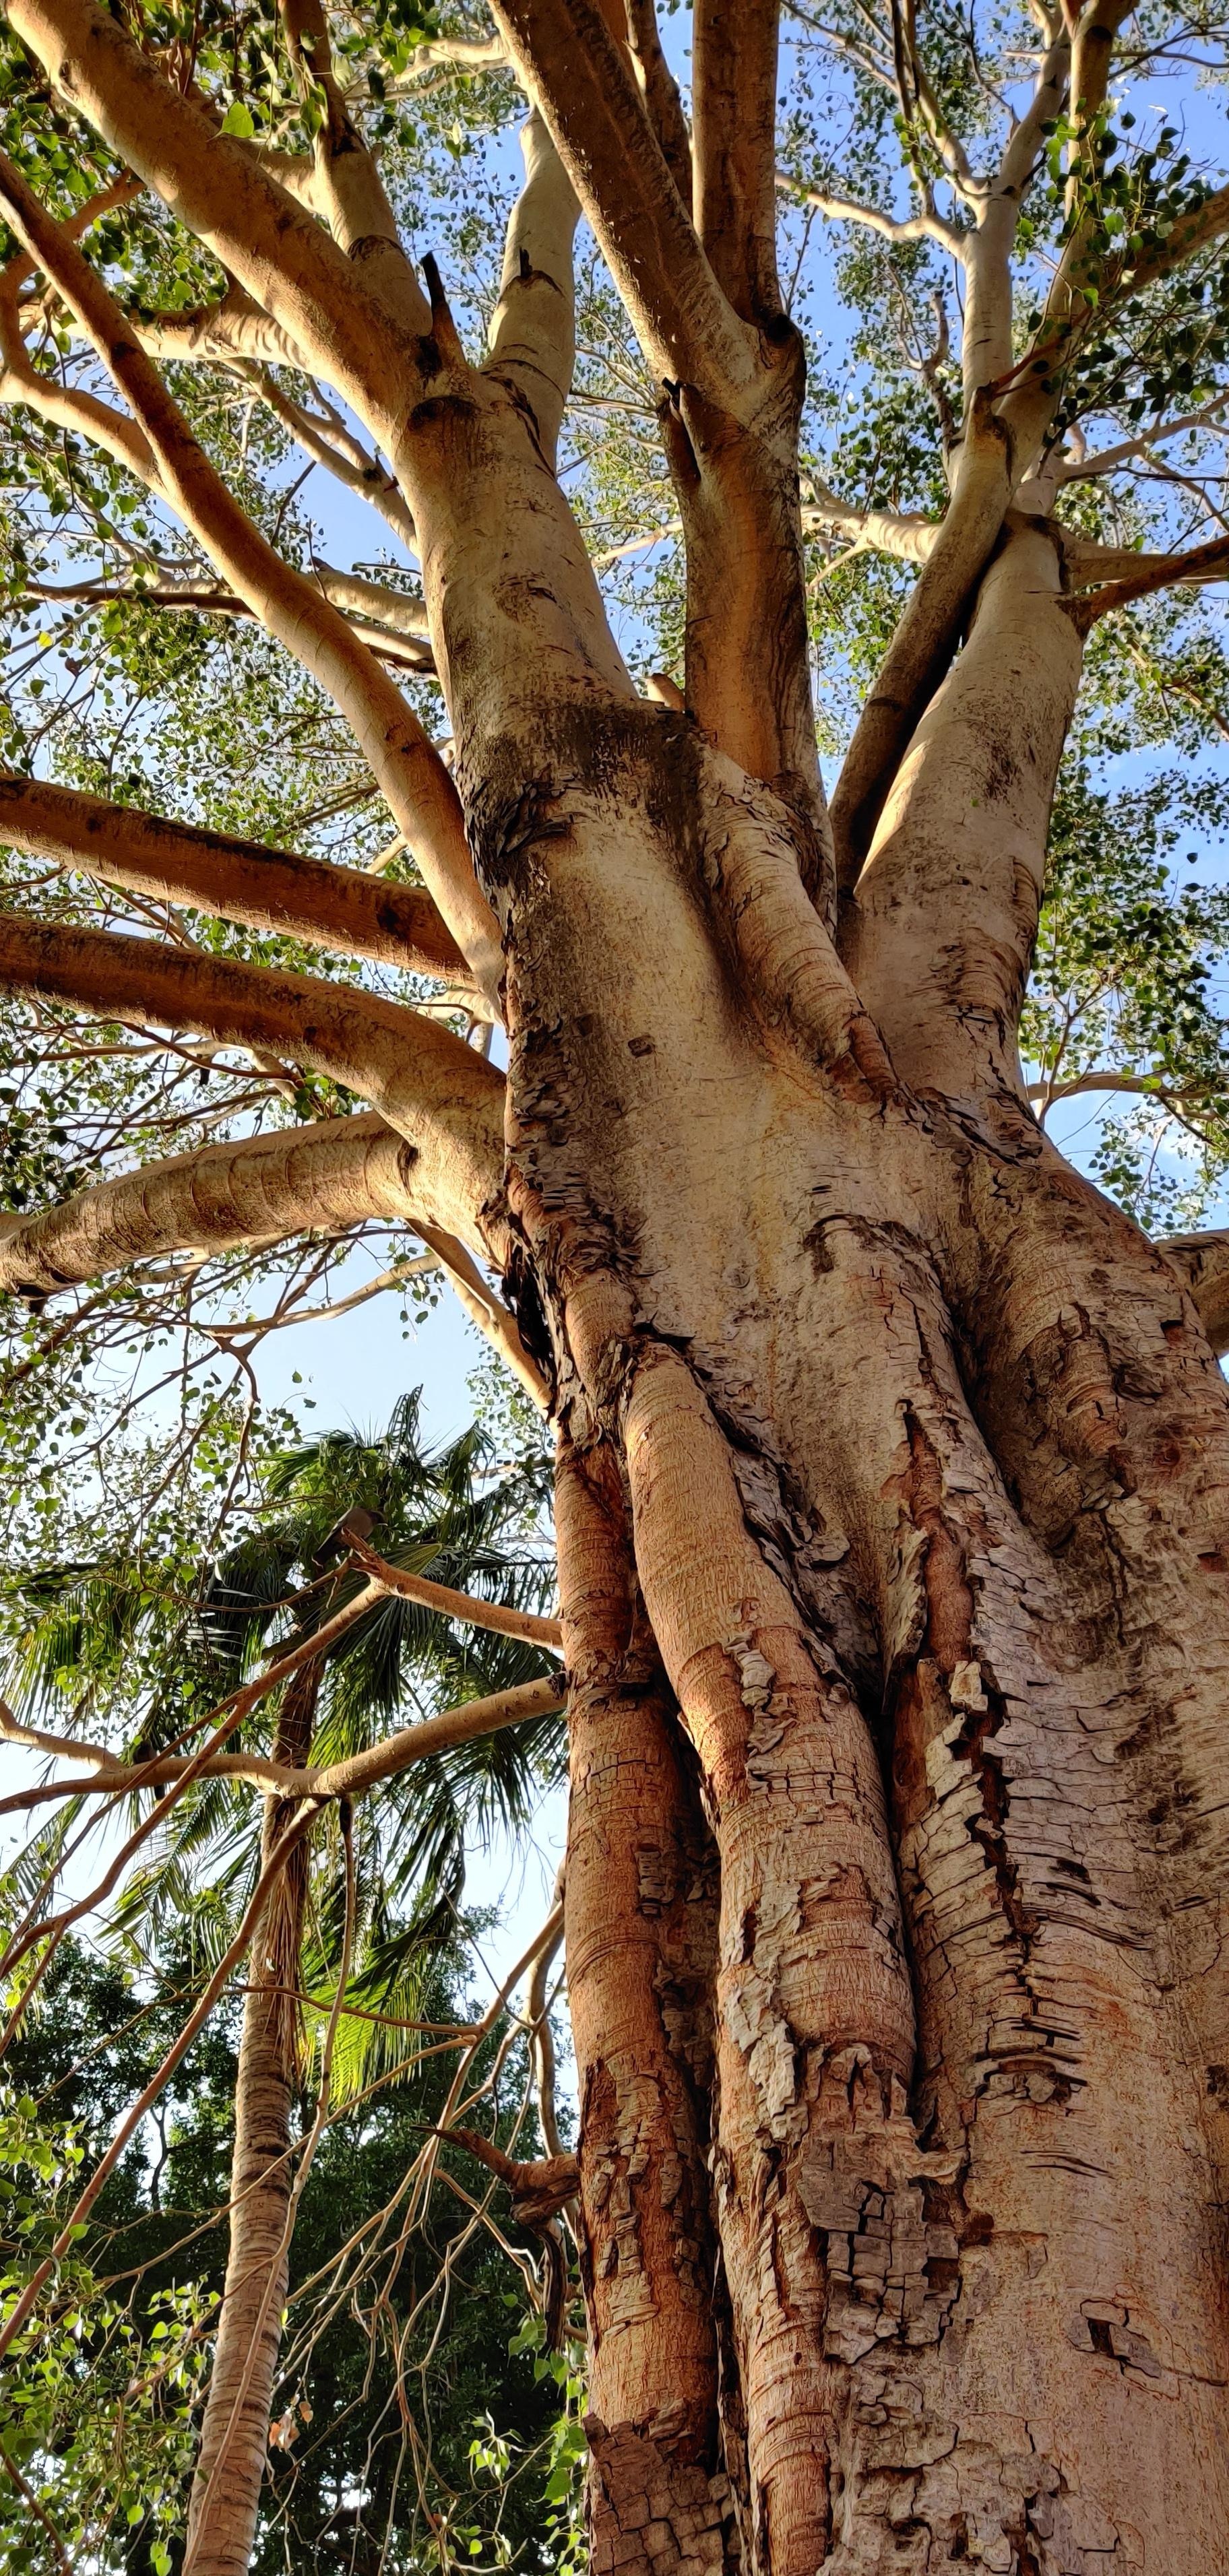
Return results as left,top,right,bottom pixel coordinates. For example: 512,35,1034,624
556,1436,737,2575
4,15,1229,2567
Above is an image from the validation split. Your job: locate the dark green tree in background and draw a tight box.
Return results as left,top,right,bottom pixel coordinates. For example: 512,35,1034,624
2,1397,574,2574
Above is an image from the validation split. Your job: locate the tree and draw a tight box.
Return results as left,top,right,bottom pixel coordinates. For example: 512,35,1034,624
5,1394,565,2572
1,1936,577,2575
2,0,1229,2568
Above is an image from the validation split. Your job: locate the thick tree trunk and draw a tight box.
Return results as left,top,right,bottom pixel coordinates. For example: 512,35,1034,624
7,12,1229,2567
422,503,1229,2567
183,1665,318,2576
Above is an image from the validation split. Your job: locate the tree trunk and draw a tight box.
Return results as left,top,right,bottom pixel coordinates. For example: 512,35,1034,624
428,522,1229,2566
5,13,1229,2567
183,1664,318,2576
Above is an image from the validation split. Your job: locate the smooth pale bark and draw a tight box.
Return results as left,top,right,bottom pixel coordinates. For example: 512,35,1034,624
0,1114,424,1301
845,519,1086,1104
0,775,470,984
0,913,505,1252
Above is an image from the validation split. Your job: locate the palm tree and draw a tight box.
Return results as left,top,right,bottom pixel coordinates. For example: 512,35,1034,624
4,1394,563,2576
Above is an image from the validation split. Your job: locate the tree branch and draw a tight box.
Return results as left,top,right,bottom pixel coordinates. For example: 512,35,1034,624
1160,1229,1229,1358
0,1112,428,1305
624,0,691,203
411,1219,550,1412
25,571,438,675
7,0,419,435
484,107,579,465
278,0,431,333
802,485,939,563
490,0,751,397
1056,394,1229,488
1067,531,1229,630
345,1533,562,1648
693,0,784,324
831,388,1013,892
0,914,506,1248
134,285,307,372
0,774,470,984
0,1677,565,1820
960,24,1069,397
0,151,503,1005
778,171,966,261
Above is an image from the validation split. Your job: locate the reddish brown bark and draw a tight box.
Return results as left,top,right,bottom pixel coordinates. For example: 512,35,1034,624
556,1437,737,2572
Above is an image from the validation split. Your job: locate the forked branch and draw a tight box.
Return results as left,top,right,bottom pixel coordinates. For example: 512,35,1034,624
0,912,506,1246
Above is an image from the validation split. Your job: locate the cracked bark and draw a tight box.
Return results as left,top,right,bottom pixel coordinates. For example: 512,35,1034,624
5,13,1229,2566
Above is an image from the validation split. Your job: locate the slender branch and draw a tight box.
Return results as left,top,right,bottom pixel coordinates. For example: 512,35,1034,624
26,571,437,674
0,1805,322,2370
412,1220,551,1413
1068,530,1229,629
345,1535,563,1648
1059,394,1229,486
0,2442,71,2576
778,170,966,259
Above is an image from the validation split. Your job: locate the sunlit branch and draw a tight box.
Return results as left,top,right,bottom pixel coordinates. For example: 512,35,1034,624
0,1675,563,1806
0,773,467,981
625,0,691,201
1068,530,1229,629
0,150,502,1002
0,911,507,1249
344,1533,563,1648
0,1114,426,1305
777,170,966,260
490,0,753,397
278,0,430,335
